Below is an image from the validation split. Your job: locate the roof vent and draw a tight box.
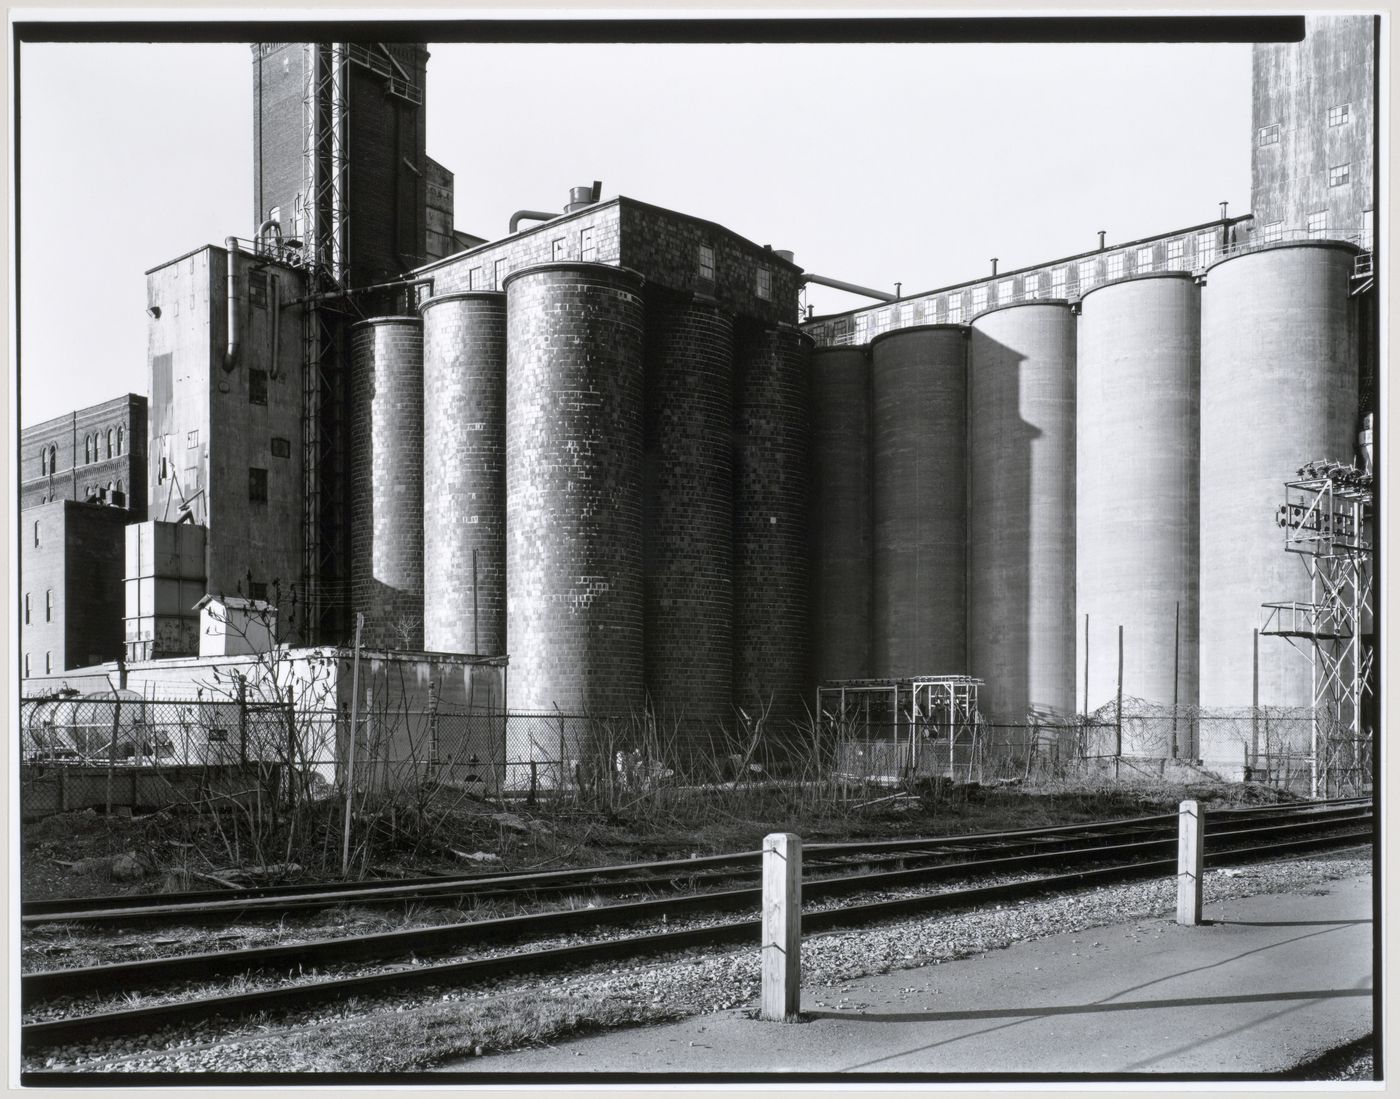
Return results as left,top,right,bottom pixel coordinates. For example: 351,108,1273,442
565,180,603,213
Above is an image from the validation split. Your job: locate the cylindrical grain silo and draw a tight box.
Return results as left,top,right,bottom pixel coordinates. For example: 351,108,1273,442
809,345,873,683
350,316,424,649
968,302,1076,726
421,291,506,656
733,322,812,727
870,326,968,679
504,263,647,729
642,290,735,730
1076,274,1200,753
1199,242,1358,769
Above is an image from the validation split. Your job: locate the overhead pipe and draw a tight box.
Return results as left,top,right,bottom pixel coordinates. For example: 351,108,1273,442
257,218,282,254
509,210,558,234
223,237,241,372
801,272,898,303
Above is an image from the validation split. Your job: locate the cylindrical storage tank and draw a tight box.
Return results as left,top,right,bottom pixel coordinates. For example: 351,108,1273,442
642,291,736,730
504,263,647,726
870,325,968,679
421,292,507,656
1076,274,1200,750
809,345,873,683
733,323,812,727
968,302,1076,725
350,316,424,649
1199,242,1358,764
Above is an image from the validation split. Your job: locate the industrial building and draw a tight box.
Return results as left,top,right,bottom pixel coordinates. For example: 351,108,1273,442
20,19,1377,788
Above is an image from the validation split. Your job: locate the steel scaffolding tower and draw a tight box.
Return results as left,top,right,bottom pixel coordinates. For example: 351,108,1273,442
1260,460,1374,797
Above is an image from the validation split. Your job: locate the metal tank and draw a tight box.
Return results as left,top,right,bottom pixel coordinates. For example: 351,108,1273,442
968,302,1076,726
642,291,735,729
421,292,507,657
733,322,813,727
504,263,647,725
1076,274,1200,751
870,326,967,679
1199,242,1358,755
809,345,873,683
349,316,424,649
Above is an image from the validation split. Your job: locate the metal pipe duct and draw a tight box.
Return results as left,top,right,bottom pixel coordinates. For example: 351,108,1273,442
801,273,898,303
223,237,240,372
509,210,558,234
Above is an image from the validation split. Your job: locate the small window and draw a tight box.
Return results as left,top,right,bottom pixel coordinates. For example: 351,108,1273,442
84,435,92,464
1328,163,1350,188
756,267,772,300
106,429,113,459
40,448,47,475
1263,221,1284,243
208,728,229,743
1024,273,1039,298
24,654,29,678
1257,124,1280,147
1327,103,1350,127
1136,247,1154,273
33,520,39,548
115,429,123,456
1077,261,1096,290
468,266,483,290
899,302,914,326
947,295,963,323
187,430,199,449
45,652,52,675
24,593,31,624
579,226,596,261
1307,211,1328,239
271,436,291,459
997,280,1013,304
46,589,53,621
1197,231,1217,268
552,238,567,261
47,444,56,473
493,258,509,289
248,581,269,602
873,309,891,334
249,369,268,405
1166,240,1186,270
159,455,168,483
923,298,939,320
971,286,988,312
1106,254,1124,279
1051,268,1067,297
854,314,871,341
249,467,268,502
697,244,716,282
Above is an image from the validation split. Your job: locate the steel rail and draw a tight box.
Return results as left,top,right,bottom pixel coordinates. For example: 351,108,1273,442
20,824,1373,1051
22,808,1371,1004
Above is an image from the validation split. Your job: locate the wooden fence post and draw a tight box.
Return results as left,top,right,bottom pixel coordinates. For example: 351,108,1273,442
1176,799,1204,926
761,832,802,1022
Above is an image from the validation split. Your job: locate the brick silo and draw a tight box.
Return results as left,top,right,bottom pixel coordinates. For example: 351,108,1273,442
809,345,873,683
733,322,813,729
421,291,507,656
504,263,647,729
350,316,425,649
643,290,736,731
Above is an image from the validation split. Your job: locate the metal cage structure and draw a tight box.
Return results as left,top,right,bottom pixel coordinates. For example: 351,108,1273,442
816,676,983,781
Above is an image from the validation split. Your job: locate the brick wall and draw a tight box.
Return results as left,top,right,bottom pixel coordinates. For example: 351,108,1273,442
21,395,147,515
422,292,507,656
504,264,646,725
350,318,425,649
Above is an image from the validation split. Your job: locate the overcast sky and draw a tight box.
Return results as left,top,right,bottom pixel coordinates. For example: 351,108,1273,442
17,33,1253,427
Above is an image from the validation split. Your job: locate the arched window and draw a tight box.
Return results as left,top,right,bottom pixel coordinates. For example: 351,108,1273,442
116,479,124,503
40,448,47,475
84,435,92,464
106,429,114,459
48,445,56,475
45,590,53,621
107,481,115,501
117,428,124,455
24,593,30,624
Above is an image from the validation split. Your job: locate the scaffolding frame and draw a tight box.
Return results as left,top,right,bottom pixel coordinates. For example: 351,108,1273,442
1260,462,1373,797
816,676,983,778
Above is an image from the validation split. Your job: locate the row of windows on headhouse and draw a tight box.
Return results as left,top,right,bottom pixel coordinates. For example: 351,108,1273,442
1257,101,1353,148
38,427,127,476
455,231,774,301
23,653,54,677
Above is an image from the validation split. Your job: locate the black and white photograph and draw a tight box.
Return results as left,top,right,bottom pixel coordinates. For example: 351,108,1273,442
9,10,1383,1088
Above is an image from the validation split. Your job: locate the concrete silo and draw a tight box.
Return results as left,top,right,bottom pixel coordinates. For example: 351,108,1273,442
504,263,647,724
1199,242,1358,763
349,316,424,649
733,322,812,726
809,345,873,683
1076,274,1200,751
968,302,1076,725
421,291,507,656
870,326,968,679
642,291,735,729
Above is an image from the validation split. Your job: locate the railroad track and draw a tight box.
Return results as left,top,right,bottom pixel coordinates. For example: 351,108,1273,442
21,800,1372,1051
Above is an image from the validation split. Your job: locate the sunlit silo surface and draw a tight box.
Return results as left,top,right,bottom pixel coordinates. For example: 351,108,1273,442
1076,274,1200,731
733,323,812,725
350,317,424,649
421,291,507,656
870,326,967,679
968,302,1076,724
643,291,735,728
503,263,647,722
809,345,873,683
1198,242,1358,724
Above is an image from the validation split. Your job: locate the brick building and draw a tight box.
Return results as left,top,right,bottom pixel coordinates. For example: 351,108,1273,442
20,499,130,676
19,394,147,513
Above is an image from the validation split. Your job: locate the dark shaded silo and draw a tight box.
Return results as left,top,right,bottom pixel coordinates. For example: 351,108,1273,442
810,345,873,683
643,290,735,730
421,291,507,656
504,263,647,725
870,326,968,679
733,322,812,727
350,316,425,649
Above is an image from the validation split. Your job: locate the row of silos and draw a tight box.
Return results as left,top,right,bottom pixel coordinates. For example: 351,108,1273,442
348,262,813,734
808,241,1360,751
